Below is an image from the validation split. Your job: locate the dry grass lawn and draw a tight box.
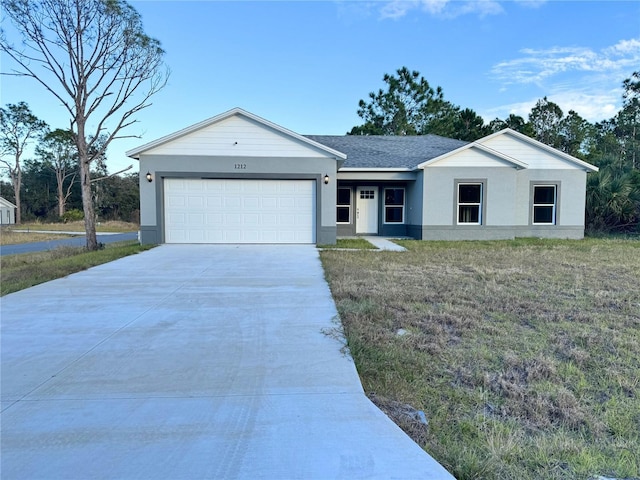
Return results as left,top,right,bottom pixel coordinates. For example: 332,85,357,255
320,238,640,480
0,229,72,245
16,220,139,233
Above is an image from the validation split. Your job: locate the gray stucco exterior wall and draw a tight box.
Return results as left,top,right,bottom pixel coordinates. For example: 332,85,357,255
420,166,588,240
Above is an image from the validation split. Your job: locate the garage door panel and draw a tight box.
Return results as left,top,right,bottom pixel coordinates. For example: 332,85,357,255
243,196,260,209
225,196,242,208
205,181,224,193
225,181,242,193
166,196,186,207
206,213,223,225
187,196,204,208
261,197,278,209
296,196,313,208
164,179,315,244
188,213,204,224
224,214,242,226
206,196,223,208
243,214,260,226
206,230,223,242
166,212,186,224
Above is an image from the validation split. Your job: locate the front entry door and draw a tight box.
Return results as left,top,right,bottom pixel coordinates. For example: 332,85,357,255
356,186,378,234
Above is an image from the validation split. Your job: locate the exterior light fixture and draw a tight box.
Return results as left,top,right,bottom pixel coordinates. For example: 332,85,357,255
324,174,330,185
145,171,153,183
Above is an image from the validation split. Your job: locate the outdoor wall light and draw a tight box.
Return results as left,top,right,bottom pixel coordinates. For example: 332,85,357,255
324,174,330,185
145,171,153,183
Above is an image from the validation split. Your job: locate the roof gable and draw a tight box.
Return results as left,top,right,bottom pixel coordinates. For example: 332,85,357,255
418,141,528,169
418,128,599,172
0,197,17,208
478,129,599,172
127,108,346,160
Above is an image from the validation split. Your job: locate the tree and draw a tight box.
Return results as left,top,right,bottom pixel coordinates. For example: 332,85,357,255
616,71,640,169
0,180,16,204
453,108,491,141
0,102,48,224
1,0,168,249
94,172,140,222
528,97,564,147
22,158,60,219
35,129,77,217
558,110,595,159
350,67,456,136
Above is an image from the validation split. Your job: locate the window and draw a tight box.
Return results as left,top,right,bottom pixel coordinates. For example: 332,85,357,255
533,185,557,224
384,188,404,223
359,190,375,199
458,183,482,224
337,187,351,223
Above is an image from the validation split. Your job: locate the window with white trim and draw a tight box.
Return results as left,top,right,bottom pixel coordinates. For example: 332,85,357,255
336,187,351,224
384,188,404,223
458,183,482,224
532,185,557,224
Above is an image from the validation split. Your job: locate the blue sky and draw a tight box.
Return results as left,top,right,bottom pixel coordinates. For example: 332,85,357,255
1,0,639,174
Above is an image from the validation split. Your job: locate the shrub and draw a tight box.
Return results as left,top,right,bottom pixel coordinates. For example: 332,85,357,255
61,209,84,223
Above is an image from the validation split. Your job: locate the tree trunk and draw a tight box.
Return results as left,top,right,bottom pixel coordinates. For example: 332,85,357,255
56,170,65,217
11,162,22,224
76,126,98,250
79,160,98,249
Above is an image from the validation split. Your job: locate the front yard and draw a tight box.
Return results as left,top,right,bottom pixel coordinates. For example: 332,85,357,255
0,241,153,295
320,238,640,479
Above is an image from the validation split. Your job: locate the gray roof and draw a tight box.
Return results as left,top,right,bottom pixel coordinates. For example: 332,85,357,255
304,135,469,169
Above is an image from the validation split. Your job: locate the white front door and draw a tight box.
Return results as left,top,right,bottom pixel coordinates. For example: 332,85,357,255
356,186,378,234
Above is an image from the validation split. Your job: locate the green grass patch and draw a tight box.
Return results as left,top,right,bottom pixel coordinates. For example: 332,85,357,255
320,238,640,479
1,240,154,296
318,238,377,249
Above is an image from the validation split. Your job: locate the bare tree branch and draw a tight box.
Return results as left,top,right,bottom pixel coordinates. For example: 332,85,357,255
90,164,133,183
1,0,169,249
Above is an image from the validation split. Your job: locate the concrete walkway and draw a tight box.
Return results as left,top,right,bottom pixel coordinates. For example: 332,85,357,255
1,245,452,479
362,236,407,251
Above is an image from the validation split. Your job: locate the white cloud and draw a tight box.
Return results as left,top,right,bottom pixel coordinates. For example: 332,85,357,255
378,0,503,19
483,90,621,123
487,37,640,122
512,0,547,8
491,39,640,86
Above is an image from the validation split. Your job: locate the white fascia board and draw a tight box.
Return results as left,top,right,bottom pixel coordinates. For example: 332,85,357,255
0,197,17,208
417,142,528,169
338,168,414,172
481,128,599,172
126,107,347,160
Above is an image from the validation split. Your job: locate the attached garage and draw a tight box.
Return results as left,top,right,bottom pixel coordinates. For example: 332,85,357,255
128,108,346,245
164,178,316,244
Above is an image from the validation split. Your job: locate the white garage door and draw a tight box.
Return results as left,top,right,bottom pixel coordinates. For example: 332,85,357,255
164,179,316,244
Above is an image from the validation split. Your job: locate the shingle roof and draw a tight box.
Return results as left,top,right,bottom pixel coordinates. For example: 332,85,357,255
304,135,469,169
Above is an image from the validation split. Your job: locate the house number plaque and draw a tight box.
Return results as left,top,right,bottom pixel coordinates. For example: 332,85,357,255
234,163,247,169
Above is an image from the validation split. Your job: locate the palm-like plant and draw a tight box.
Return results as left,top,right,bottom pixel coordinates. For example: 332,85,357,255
586,166,640,233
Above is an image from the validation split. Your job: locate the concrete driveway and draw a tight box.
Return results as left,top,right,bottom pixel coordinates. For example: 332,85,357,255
1,245,453,479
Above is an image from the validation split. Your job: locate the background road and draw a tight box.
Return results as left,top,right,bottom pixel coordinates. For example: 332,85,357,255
0,232,138,256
